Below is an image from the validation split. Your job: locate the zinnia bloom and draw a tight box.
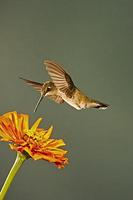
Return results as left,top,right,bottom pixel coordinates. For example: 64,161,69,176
0,111,68,168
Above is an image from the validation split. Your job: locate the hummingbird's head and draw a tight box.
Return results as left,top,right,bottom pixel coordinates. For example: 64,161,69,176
41,81,56,96
34,81,56,112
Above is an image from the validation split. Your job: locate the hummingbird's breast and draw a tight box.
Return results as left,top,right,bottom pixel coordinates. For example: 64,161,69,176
58,88,88,110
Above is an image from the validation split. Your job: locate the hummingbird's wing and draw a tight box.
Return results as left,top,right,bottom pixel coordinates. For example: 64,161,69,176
44,60,76,97
48,95,64,104
19,77,43,92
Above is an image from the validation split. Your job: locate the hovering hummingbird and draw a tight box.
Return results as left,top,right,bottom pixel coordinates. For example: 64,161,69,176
20,60,109,112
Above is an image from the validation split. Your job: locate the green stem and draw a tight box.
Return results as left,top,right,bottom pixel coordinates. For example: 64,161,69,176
0,152,27,200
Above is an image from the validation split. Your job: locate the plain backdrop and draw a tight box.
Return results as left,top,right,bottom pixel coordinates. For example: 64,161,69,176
0,0,133,199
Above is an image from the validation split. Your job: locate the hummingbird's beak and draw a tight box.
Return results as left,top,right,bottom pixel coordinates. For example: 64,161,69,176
34,94,44,112
33,85,48,112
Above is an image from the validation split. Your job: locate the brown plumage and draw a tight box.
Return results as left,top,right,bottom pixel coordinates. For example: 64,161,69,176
44,60,109,110
20,60,109,112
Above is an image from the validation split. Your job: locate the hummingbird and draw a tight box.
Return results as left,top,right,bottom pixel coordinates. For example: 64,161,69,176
20,60,109,112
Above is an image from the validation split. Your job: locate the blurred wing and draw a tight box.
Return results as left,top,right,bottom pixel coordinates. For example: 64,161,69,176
19,77,43,92
48,95,64,104
44,60,75,96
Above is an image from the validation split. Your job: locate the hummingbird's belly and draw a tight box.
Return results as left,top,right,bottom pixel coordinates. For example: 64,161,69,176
64,97,82,110
59,92,82,110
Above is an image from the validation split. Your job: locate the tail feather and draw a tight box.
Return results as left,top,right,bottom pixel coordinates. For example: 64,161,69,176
19,77,43,92
91,100,109,110
95,102,109,110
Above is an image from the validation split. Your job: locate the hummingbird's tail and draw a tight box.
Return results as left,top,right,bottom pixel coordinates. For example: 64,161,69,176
89,100,109,110
34,94,44,112
19,77,43,92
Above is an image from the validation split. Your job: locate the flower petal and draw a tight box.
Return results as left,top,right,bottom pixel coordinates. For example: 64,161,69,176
41,126,53,141
30,118,42,132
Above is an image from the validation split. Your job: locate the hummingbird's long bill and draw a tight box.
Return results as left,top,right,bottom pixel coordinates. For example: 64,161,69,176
34,95,44,112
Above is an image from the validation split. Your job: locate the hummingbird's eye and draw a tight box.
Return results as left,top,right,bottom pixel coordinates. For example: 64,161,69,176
47,86,51,91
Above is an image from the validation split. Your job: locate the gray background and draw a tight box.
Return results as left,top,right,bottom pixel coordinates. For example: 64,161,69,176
0,0,133,199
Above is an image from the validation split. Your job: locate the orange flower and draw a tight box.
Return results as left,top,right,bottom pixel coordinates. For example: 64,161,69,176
0,111,68,168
